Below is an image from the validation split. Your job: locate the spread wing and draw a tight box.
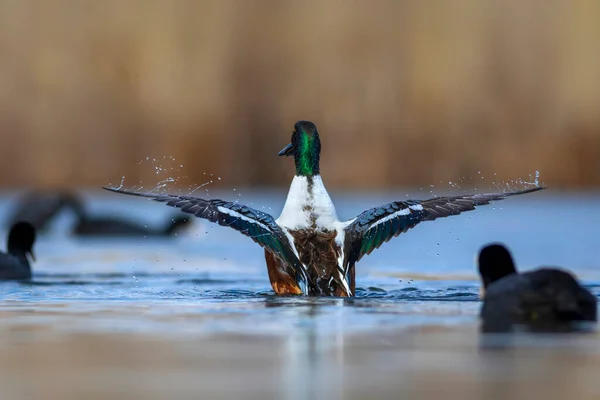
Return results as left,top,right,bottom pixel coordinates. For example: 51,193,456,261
103,186,312,293
343,186,546,268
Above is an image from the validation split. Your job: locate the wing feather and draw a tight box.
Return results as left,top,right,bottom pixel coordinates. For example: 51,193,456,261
344,187,546,269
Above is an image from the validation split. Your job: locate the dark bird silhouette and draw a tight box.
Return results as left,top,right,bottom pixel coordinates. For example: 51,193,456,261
0,222,36,280
61,192,192,237
478,243,597,333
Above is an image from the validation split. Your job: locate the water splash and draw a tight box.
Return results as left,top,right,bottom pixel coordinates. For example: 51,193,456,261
186,181,212,196
151,177,176,193
520,170,542,188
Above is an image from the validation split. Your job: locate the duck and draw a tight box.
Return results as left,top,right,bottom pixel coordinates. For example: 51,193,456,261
104,120,546,296
478,243,597,332
60,192,192,237
0,221,36,280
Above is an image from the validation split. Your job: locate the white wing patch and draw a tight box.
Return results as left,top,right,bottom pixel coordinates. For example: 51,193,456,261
216,206,270,230
367,204,423,229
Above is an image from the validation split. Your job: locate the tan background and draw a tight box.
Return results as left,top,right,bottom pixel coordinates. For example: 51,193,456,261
0,0,598,190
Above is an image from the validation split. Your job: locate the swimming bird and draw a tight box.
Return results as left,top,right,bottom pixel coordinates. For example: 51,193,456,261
478,243,597,332
72,214,191,237
0,222,36,280
60,192,192,237
104,120,545,296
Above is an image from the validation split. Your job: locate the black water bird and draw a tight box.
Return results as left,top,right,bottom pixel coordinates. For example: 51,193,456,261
62,192,191,237
72,213,192,237
0,222,36,280
103,120,546,296
478,243,597,332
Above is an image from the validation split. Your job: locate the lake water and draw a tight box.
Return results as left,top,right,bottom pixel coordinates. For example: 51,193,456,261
0,188,599,399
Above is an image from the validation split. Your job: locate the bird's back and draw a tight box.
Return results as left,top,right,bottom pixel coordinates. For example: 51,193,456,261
481,268,597,332
74,217,154,236
0,253,31,280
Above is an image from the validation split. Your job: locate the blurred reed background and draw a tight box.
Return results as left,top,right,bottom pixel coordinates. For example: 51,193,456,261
0,0,598,191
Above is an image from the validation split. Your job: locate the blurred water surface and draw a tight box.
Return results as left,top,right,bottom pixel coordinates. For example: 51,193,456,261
0,189,598,399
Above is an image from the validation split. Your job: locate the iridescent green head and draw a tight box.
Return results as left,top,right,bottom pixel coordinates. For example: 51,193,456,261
278,121,321,177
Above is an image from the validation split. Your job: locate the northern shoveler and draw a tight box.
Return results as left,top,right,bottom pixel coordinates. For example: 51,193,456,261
0,221,36,280
478,243,597,332
104,120,545,296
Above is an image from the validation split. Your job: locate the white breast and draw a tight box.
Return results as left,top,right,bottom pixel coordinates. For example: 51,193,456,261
276,175,340,230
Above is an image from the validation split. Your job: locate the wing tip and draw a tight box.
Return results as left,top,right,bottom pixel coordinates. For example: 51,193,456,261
102,185,120,193
101,185,158,200
477,185,547,199
506,185,547,197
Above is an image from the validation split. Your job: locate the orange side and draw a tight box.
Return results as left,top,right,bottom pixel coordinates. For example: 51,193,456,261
264,250,357,297
264,250,303,295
